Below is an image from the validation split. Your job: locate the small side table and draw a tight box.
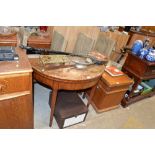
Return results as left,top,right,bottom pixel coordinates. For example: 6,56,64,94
121,52,155,107
27,34,52,49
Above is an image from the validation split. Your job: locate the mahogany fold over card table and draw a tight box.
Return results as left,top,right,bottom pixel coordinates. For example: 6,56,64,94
29,57,105,127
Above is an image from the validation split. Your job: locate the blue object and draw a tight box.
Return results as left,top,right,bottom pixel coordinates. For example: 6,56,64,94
146,50,155,62
139,48,149,59
131,40,143,55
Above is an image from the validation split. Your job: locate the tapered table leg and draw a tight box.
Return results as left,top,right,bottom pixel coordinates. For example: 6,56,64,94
49,89,58,127
87,85,96,108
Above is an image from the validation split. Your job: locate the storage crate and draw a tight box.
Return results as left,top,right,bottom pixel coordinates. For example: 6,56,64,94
49,91,88,129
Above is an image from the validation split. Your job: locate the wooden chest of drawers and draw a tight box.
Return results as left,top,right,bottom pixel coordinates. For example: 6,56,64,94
91,71,133,112
0,48,33,128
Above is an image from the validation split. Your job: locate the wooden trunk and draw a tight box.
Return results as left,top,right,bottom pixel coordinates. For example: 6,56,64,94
90,72,133,112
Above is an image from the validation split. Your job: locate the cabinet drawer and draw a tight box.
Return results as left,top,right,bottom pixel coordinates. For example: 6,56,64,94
0,73,31,95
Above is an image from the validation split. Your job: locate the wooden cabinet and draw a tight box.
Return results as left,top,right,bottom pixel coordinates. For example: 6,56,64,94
0,34,17,46
121,52,155,107
90,72,133,112
27,34,52,49
0,48,33,128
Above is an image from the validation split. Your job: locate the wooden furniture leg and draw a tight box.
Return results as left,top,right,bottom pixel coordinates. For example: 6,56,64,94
87,85,96,108
127,78,141,99
121,78,141,107
49,89,58,127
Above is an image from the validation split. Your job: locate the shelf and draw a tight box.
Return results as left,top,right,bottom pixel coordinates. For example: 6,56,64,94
121,90,155,107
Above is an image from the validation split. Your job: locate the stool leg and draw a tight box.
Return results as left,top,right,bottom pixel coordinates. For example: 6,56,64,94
49,89,58,127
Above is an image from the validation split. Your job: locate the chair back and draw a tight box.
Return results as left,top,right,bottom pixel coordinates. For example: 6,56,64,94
73,32,94,55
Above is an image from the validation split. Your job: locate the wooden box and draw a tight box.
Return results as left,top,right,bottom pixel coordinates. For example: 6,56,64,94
0,34,17,47
27,34,52,49
91,71,133,112
52,91,88,129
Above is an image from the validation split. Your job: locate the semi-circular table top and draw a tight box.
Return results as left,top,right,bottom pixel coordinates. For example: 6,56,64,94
29,56,105,82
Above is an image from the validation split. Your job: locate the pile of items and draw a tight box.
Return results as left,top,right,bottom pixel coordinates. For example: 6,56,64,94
131,39,155,62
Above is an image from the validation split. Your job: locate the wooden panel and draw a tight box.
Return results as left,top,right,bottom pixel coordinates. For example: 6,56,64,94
73,32,94,55
123,52,147,76
0,73,31,95
49,26,100,53
0,35,17,47
27,34,52,49
94,32,116,57
100,31,130,52
0,94,33,129
50,31,65,51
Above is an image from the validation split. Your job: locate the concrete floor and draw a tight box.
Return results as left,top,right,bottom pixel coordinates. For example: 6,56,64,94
34,83,155,129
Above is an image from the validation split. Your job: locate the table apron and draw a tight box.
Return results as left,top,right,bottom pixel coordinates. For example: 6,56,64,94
33,71,100,90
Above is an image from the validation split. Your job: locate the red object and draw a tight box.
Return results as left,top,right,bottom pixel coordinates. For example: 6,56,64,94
105,66,124,76
39,26,48,32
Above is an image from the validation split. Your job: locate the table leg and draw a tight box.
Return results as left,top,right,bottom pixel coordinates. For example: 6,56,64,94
121,78,142,107
87,85,96,108
49,89,58,127
128,78,141,99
